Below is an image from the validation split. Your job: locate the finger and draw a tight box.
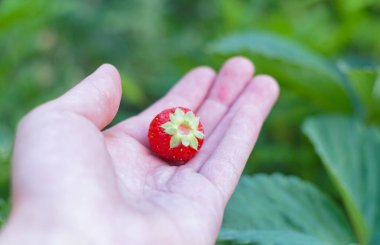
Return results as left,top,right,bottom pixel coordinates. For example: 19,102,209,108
109,66,216,144
187,75,279,171
52,64,122,129
12,64,121,205
199,76,279,203
197,57,254,135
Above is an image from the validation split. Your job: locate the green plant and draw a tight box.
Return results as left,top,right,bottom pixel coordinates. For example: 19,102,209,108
210,32,380,245
0,199,9,227
217,116,380,245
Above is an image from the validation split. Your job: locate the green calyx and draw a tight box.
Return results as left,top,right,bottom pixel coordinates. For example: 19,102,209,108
161,108,204,150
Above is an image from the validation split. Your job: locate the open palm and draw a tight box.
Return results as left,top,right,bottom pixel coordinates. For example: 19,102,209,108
0,57,278,245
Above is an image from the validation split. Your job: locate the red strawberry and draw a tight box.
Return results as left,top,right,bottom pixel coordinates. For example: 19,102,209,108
148,107,205,165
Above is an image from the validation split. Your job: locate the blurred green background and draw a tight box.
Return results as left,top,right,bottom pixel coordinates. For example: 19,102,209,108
1,0,380,242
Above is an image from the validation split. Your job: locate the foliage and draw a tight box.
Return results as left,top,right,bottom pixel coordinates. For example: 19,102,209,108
219,116,380,245
209,31,351,113
303,116,380,245
0,199,9,227
220,174,354,245
1,0,380,244
205,2,380,244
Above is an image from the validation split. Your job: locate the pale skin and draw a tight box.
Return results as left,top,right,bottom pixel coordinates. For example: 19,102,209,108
0,57,279,245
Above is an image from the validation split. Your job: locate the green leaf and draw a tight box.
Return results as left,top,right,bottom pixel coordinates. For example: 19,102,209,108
332,0,379,15
0,124,11,198
208,31,351,112
338,65,380,122
220,174,354,245
0,198,9,227
121,75,149,107
303,116,380,245
219,229,331,245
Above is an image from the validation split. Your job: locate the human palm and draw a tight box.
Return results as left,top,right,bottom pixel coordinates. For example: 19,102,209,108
0,57,278,245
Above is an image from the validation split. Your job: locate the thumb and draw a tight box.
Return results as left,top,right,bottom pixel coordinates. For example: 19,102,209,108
11,64,121,207
52,64,122,129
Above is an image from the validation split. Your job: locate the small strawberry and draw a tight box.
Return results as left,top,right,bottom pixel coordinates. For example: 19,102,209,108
148,107,205,165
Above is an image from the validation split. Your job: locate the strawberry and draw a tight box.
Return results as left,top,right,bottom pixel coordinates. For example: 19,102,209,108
148,107,205,165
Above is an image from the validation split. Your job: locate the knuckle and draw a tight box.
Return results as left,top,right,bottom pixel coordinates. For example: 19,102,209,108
18,102,56,129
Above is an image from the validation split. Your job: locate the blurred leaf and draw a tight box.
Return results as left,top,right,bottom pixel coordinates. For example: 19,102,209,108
121,75,149,107
219,229,331,245
0,124,11,197
338,64,380,122
220,174,354,245
332,0,379,15
0,198,9,227
303,116,380,245
0,124,12,158
346,69,377,103
208,31,352,112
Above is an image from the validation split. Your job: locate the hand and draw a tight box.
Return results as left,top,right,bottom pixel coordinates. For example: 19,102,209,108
0,57,279,245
